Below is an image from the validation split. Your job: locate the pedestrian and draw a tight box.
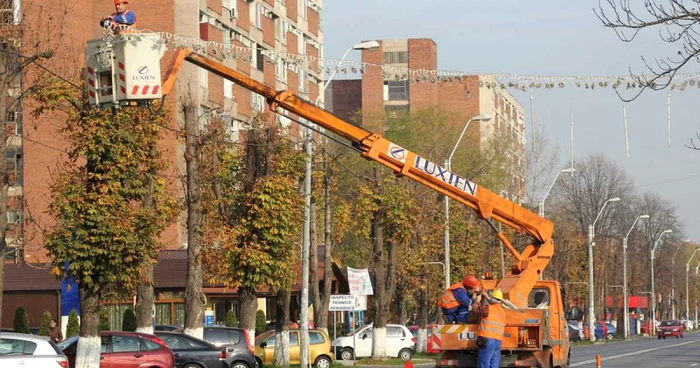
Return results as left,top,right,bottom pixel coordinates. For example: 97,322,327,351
48,319,63,343
438,275,480,323
476,289,505,368
100,0,136,32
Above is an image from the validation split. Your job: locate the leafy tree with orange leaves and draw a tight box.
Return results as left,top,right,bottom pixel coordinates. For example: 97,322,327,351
201,115,305,348
35,77,176,367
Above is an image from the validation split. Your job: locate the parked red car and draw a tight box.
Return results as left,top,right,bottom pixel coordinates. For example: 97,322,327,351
657,320,684,339
408,325,439,354
59,331,175,368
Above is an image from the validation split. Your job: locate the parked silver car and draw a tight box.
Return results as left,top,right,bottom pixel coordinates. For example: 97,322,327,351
0,332,68,367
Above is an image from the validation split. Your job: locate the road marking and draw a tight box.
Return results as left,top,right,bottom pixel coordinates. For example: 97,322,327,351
690,363,698,367
570,340,699,367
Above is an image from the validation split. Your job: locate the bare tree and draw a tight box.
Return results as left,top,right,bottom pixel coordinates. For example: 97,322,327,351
595,0,700,100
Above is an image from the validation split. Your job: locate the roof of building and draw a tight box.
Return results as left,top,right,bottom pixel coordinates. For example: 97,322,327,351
4,246,345,292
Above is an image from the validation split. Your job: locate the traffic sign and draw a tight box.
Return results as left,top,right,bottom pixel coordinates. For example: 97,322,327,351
329,295,367,311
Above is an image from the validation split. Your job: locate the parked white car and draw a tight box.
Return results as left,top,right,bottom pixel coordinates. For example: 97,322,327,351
0,332,68,367
332,324,414,360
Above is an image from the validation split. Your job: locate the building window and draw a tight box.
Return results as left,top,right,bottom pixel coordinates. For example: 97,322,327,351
276,59,287,83
383,51,408,64
223,26,231,45
275,19,287,43
299,35,306,55
254,3,264,29
224,79,233,99
251,93,265,112
298,70,307,93
199,68,208,89
298,0,307,19
256,46,265,71
384,80,409,101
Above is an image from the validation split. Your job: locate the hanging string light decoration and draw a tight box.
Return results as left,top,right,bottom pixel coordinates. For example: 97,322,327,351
112,30,700,92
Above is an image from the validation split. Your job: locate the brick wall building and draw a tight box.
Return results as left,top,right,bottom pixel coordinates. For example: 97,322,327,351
326,38,526,200
2,0,324,328
11,0,323,262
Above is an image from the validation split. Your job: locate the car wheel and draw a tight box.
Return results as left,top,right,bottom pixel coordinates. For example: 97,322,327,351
606,333,613,341
663,336,666,339
398,348,413,361
230,362,250,368
255,357,263,368
183,364,204,368
340,348,354,360
315,355,332,368
658,336,661,339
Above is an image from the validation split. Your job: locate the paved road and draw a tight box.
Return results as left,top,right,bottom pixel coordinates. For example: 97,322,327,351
571,332,700,367
337,332,700,367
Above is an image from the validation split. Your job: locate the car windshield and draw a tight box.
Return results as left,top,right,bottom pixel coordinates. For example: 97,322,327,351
660,320,678,327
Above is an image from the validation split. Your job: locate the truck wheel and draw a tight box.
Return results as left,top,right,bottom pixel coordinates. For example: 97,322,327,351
340,348,354,360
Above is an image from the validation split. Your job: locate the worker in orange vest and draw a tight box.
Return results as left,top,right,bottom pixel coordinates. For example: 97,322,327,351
438,275,480,323
476,289,506,368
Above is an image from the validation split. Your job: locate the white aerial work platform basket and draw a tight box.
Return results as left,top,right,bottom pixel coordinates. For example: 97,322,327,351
85,32,166,107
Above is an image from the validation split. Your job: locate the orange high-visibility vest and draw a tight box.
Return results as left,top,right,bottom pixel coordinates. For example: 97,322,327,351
477,303,505,340
438,282,465,309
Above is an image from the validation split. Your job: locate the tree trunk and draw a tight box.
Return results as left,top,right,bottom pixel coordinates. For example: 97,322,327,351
310,202,320,327
370,201,388,358
0,41,10,331
397,285,407,325
76,287,101,368
416,288,429,353
136,163,157,334
183,105,204,339
135,264,155,334
239,286,257,347
274,289,291,367
313,170,334,332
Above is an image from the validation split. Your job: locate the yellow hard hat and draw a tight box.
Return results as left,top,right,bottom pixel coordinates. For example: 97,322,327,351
491,289,504,301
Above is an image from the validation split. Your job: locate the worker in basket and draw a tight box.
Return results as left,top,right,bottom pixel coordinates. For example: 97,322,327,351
438,275,481,323
476,288,506,368
100,0,136,33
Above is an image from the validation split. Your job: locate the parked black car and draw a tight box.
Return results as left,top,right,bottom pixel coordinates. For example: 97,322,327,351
202,327,256,368
155,324,184,332
156,331,229,368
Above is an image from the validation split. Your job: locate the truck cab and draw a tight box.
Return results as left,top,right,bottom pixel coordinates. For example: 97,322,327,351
436,281,570,368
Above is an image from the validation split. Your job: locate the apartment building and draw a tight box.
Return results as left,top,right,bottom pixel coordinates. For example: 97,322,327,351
325,38,526,200
1,0,325,328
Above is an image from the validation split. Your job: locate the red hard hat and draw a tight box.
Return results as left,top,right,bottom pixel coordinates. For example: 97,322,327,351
463,275,479,289
114,0,128,4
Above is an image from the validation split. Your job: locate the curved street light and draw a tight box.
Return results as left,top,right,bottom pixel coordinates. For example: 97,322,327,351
443,113,491,289
621,214,649,339
588,197,620,342
650,229,673,334
538,168,575,217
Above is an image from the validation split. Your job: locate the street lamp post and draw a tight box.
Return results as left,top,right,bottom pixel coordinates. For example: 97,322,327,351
443,114,491,288
300,40,379,368
538,168,575,217
650,229,673,336
588,197,621,342
685,248,700,325
671,243,684,320
622,214,649,339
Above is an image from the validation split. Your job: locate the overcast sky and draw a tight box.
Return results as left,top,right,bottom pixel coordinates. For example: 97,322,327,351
322,0,700,242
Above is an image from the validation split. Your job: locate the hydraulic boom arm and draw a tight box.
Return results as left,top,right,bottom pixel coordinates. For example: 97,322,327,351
162,48,555,307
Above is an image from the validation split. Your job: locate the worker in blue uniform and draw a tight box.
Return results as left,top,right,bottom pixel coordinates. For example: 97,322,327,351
100,0,136,32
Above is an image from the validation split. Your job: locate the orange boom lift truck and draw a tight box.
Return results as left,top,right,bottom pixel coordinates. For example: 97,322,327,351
86,33,570,368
